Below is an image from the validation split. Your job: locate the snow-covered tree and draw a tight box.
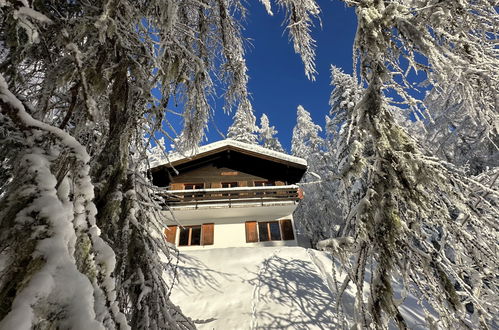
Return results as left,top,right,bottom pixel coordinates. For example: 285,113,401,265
297,67,364,245
326,66,363,141
291,105,322,159
226,99,258,144
325,66,364,160
258,113,285,152
0,1,320,328
290,105,329,243
317,1,499,328
422,86,499,175
147,137,168,166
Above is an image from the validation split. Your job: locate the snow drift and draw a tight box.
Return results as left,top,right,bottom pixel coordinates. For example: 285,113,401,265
167,246,428,329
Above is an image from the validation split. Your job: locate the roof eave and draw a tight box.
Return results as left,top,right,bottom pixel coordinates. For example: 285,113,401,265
151,140,307,171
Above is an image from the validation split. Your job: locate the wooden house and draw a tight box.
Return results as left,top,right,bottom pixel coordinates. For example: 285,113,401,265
151,139,307,249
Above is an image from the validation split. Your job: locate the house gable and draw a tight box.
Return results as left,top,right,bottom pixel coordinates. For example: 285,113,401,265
168,164,269,188
151,143,307,188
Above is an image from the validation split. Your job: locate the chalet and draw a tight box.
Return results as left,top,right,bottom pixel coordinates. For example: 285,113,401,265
151,139,307,249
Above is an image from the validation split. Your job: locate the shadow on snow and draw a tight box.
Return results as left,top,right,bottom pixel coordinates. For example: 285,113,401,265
246,254,347,329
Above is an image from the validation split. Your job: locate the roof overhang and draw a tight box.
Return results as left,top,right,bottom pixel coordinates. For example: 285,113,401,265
151,139,307,171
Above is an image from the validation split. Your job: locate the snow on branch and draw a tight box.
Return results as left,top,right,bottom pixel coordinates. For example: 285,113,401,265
277,0,321,80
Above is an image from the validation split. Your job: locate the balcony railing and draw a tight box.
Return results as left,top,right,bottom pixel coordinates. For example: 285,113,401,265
159,185,302,208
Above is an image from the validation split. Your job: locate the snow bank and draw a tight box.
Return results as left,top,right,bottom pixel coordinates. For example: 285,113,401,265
167,246,427,329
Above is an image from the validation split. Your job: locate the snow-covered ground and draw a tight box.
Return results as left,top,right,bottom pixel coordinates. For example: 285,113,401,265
168,246,428,329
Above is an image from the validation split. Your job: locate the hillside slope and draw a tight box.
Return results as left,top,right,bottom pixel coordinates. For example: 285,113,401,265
168,247,427,329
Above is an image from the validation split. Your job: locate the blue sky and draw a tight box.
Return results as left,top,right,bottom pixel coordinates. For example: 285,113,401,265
164,1,358,152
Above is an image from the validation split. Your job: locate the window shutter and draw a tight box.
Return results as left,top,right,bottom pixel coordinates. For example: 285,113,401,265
170,183,184,190
164,226,177,244
202,223,214,245
280,220,295,240
245,221,258,243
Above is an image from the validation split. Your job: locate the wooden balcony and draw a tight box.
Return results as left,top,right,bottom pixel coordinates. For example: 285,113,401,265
159,185,302,208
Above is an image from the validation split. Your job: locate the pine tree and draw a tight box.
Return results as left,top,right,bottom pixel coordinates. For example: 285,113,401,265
326,66,362,139
291,105,322,159
295,68,365,246
147,137,167,166
290,105,329,244
227,99,258,144
258,114,285,152
325,66,364,161
319,1,499,328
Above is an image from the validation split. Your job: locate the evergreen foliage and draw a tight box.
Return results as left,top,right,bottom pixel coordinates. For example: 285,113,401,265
258,113,285,152
227,99,258,144
290,105,331,245
423,87,499,175
291,105,322,159
315,1,499,328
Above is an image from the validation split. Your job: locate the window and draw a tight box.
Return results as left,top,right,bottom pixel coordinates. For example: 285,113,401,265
222,182,238,196
184,183,204,190
246,220,295,243
177,224,214,246
179,225,201,246
254,181,275,187
258,221,282,241
258,222,269,241
280,220,295,240
184,183,204,198
254,181,276,195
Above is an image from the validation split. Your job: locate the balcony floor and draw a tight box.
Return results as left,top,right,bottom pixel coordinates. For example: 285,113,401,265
163,202,298,224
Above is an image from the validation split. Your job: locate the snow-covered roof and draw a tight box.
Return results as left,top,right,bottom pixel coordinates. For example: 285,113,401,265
151,139,307,169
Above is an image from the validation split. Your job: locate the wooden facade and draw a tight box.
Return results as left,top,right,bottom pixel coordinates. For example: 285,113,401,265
151,146,306,189
167,164,286,190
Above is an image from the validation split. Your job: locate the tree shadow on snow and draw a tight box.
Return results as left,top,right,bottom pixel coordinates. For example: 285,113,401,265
247,255,348,330
173,254,241,295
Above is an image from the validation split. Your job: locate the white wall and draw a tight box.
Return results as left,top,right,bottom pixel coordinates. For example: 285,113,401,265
168,215,298,250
